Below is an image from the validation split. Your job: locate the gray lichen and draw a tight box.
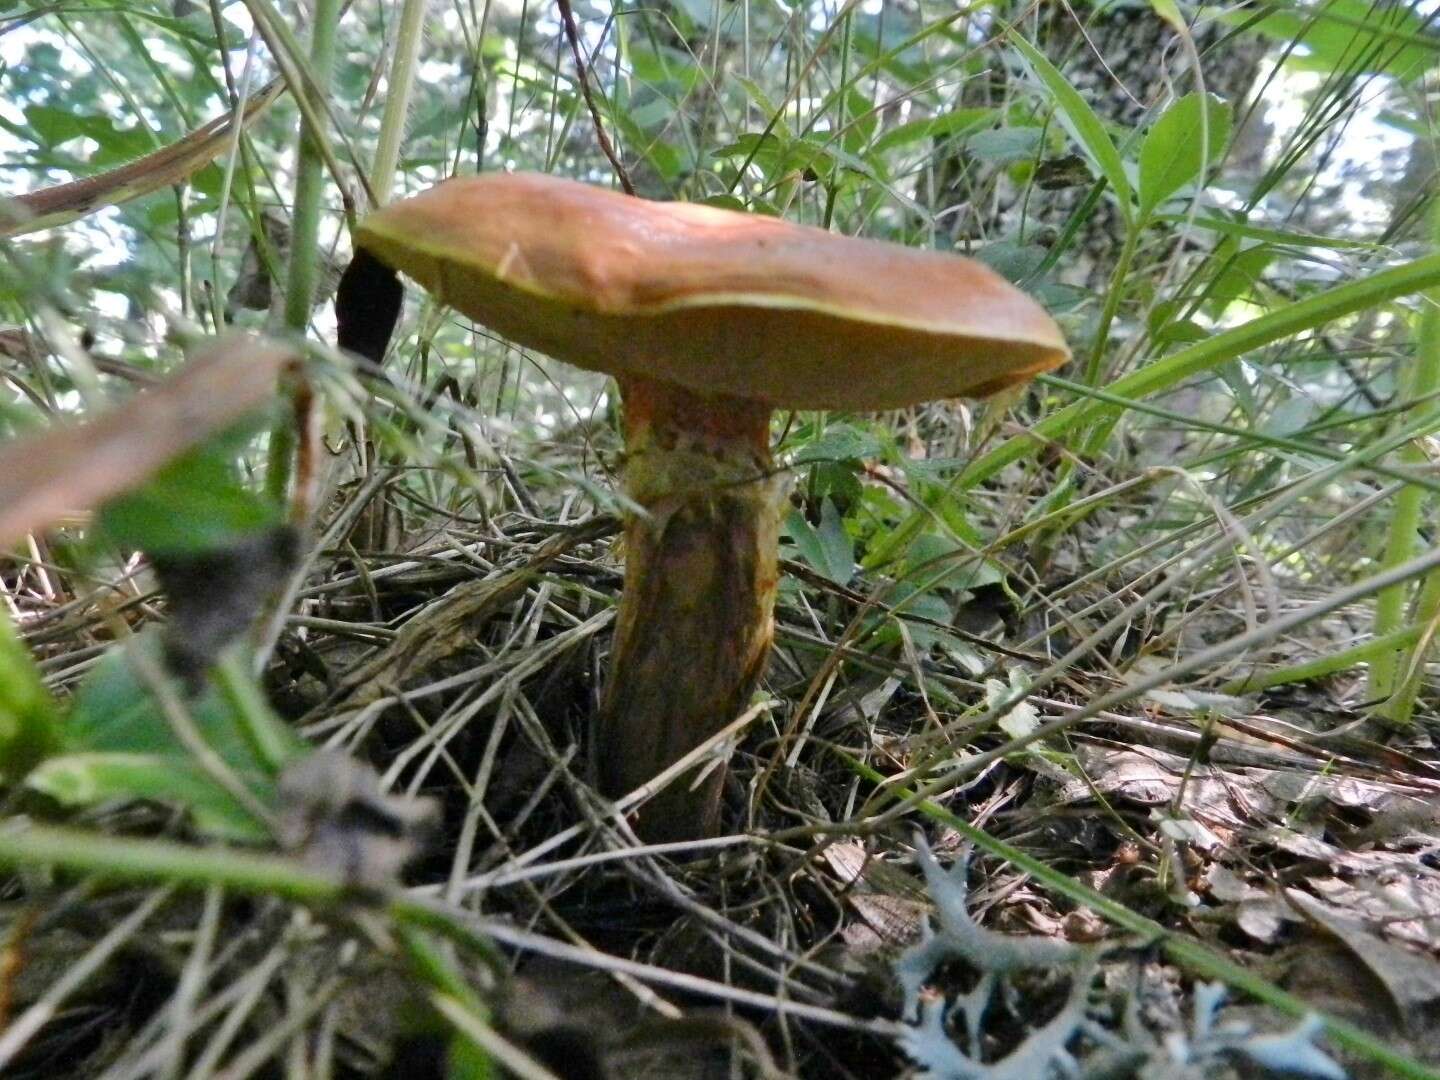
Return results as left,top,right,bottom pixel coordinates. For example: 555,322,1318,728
894,834,1346,1080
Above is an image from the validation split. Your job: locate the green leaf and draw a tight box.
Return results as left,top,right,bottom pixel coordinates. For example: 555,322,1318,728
974,240,1048,283
49,634,307,836
1147,0,1186,30
1204,242,1275,313
27,752,271,841
628,45,702,92
966,126,1043,163
0,614,61,780
1138,93,1232,218
23,105,152,164
1009,33,1133,221
98,427,281,556
63,639,305,783
446,1033,495,1080
784,501,855,585
1261,395,1317,438
790,424,884,464
1223,0,1440,83
696,194,749,212
870,107,993,156
732,75,783,120
865,582,954,651
807,461,863,509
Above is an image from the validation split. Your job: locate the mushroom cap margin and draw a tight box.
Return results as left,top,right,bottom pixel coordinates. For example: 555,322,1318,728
356,172,1070,411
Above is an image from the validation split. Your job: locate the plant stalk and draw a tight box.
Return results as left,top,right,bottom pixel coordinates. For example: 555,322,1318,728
269,0,342,503
1084,221,1142,388
1370,203,1440,724
370,0,428,205
1222,620,1427,694
1385,565,1440,723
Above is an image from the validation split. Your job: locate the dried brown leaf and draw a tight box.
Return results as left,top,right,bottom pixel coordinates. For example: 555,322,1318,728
0,334,294,550
1,80,285,238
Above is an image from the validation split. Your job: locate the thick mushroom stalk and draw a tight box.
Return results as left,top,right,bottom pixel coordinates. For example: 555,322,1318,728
598,378,782,837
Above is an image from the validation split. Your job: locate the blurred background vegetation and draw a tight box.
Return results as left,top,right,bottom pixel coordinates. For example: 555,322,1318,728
4,0,1440,1077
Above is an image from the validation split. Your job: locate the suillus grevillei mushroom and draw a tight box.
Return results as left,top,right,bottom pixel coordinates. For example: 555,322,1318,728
342,171,1070,841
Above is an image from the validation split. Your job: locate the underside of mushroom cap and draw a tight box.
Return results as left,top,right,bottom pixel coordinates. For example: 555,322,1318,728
356,171,1070,410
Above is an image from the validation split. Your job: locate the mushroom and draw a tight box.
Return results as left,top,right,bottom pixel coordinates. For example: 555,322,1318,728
347,171,1069,840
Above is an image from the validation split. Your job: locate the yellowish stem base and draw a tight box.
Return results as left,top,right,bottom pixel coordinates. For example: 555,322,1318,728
597,379,781,840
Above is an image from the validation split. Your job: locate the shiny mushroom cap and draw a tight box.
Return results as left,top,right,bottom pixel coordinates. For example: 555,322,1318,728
356,172,1070,411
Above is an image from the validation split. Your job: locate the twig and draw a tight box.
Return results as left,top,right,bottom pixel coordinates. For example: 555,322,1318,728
554,0,634,195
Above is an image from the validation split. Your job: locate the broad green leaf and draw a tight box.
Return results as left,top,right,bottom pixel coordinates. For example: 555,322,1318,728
697,194,748,212
790,424,884,464
1138,93,1232,218
807,461,864,510
1204,242,1275,313
841,87,880,151
64,634,303,774
627,46,702,92
732,75,783,120
0,614,61,779
1009,33,1133,221
784,501,855,585
98,427,281,556
627,99,673,130
446,1034,495,1080
23,105,153,164
896,533,967,579
1223,0,1439,83
1147,0,1186,29
898,535,1007,593
864,580,954,651
27,752,271,841
1262,395,1318,438
870,107,994,156
711,132,790,174
53,635,305,837
862,504,931,572
967,126,1043,163
975,240,1048,283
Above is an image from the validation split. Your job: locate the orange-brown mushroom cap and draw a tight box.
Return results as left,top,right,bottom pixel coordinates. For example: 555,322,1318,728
355,172,1069,411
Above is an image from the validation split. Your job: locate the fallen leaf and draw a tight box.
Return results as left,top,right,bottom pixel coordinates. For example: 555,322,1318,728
0,335,294,549
1288,888,1440,1032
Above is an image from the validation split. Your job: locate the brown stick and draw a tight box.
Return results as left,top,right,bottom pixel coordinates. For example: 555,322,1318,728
554,0,635,196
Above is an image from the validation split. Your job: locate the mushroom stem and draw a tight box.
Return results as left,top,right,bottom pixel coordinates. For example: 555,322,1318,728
597,377,783,839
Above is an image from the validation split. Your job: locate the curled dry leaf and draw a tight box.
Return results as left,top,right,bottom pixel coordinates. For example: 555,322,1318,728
0,79,285,239
0,334,295,550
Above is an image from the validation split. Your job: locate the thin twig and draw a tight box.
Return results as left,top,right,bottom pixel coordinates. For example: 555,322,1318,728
554,0,634,195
